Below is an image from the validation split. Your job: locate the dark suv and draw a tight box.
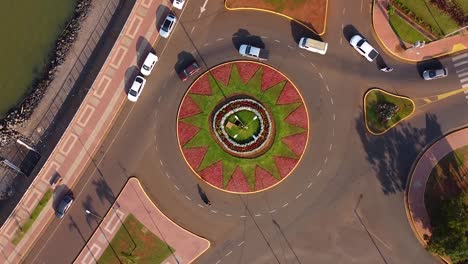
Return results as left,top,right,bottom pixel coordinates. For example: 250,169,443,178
56,194,74,219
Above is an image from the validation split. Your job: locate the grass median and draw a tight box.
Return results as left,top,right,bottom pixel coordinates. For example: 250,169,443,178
389,13,429,44
12,189,53,245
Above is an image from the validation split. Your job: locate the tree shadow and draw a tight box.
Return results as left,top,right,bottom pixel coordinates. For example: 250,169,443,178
81,194,98,227
356,111,443,194
290,20,322,45
231,29,265,50
155,5,171,30
92,177,116,205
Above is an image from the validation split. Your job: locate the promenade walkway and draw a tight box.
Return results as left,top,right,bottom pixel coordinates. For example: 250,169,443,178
406,128,468,245
0,0,194,263
372,0,467,62
74,178,210,264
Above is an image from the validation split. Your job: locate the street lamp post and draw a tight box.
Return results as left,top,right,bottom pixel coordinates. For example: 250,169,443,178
85,209,102,220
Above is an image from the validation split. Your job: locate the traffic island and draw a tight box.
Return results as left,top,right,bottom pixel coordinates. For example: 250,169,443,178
225,0,328,35
363,88,414,135
177,61,309,194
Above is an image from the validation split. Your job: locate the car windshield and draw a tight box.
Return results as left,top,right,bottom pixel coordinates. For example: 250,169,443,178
143,65,150,70
129,89,138,96
429,71,436,77
357,39,365,47
163,20,171,30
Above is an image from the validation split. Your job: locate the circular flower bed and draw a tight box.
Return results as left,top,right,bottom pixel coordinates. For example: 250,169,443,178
177,61,309,193
211,97,275,158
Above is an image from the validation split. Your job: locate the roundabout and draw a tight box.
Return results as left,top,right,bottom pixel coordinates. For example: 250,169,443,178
177,61,309,193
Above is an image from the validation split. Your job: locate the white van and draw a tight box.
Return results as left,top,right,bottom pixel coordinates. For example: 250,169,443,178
298,37,328,55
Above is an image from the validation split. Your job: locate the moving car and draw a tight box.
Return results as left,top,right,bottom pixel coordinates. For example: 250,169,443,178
178,61,201,81
423,68,448,80
298,37,328,55
349,35,379,62
140,52,158,76
159,14,176,38
128,76,146,102
56,194,73,219
173,0,185,10
238,44,269,60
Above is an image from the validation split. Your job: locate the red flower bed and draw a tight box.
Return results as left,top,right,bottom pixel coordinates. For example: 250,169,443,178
199,161,223,188
281,132,307,156
189,74,211,95
210,64,232,86
236,61,259,83
274,156,299,178
226,167,252,192
285,105,308,129
178,121,200,146
183,147,208,170
276,82,301,105
254,166,279,190
179,96,202,119
261,66,285,91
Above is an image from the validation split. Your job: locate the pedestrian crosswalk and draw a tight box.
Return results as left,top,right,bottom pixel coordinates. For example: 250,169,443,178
452,52,468,102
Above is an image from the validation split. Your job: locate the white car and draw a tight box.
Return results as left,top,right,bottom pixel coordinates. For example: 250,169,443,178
173,0,185,10
159,14,176,38
128,76,146,102
349,35,379,62
423,68,448,80
140,52,158,76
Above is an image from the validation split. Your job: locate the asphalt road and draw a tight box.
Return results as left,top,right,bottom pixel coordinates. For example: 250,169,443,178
24,0,467,263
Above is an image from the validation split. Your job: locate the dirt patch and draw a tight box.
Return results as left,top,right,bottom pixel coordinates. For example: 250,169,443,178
225,0,327,34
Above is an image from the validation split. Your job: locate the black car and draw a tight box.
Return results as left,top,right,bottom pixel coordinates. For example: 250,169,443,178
56,194,74,219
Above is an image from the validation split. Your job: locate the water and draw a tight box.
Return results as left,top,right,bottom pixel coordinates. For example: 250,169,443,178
0,0,76,118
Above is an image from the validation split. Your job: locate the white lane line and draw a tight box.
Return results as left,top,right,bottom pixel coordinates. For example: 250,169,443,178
269,209,277,213
282,203,289,208
307,182,313,189
465,95,468,99
316,170,322,176
324,157,328,164
226,250,233,256
310,62,317,68
165,171,170,178
341,24,344,30
288,45,294,49
174,185,180,191
198,204,204,208
456,67,468,73
458,71,468,78
191,26,196,34
158,96,162,102
342,8,346,15
340,37,343,45
300,52,305,57
211,210,218,213
225,214,232,217
463,83,468,88
274,39,280,43
453,53,468,61
454,61,468,67
261,35,268,39
216,260,221,264
296,193,303,199
333,114,336,120
254,213,262,217
329,144,333,151
203,43,210,46
240,215,247,218
159,160,164,166
360,0,364,12
216,38,224,41
460,77,468,83
330,98,334,104
319,72,324,79
464,89,468,94
238,241,245,247
326,85,330,92
185,195,191,201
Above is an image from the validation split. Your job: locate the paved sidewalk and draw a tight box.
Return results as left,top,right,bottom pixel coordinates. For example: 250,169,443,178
0,0,166,263
74,178,210,264
406,128,468,245
372,0,468,62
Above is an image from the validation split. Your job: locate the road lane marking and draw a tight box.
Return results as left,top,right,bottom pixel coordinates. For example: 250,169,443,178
203,43,210,46
165,171,170,178
226,250,232,256
198,204,204,208
453,53,468,61
159,160,164,166
326,85,330,92
191,26,196,34
319,73,323,79
330,98,334,104
216,260,221,264
225,214,232,216
342,8,346,15
361,0,364,12
261,35,268,39
174,185,180,191
240,215,247,218
456,67,468,73
216,38,224,41
460,77,468,83
307,182,313,188
282,203,289,207
237,241,245,247
324,156,328,164
333,114,336,120
269,209,277,213
300,52,305,57
274,39,280,43
288,45,294,49
329,144,333,151
185,195,191,200
316,170,322,176
296,193,303,199
254,213,262,216
211,210,218,213
454,61,468,67
340,37,343,45
458,72,468,78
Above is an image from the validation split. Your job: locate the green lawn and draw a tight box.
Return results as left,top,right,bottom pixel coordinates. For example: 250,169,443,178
225,110,261,143
389,14,429,43
364,89,414,134
395,0,460,37
264,0,306,11
12,189,53,245
98,214,174,264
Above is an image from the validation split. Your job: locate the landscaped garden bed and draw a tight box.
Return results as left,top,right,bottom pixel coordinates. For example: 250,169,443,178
364,88,414,135
99,214,174,264
225,0,328,34
177,61,308,193
424,146,468,264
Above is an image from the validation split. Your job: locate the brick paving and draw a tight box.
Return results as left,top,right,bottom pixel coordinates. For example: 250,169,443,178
0,0,198,263
74,178,210,264
407,128,468,245
373,0,468,61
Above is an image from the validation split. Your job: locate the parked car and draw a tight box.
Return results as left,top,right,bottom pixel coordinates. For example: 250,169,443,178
159,14,176,38
238,44,268,60
56,194,74,219
178,61,201,81
298,37,328,55
349,35,379,62
423,68,448,80
173,0,185,10
140,52,158,76
128,76,147,102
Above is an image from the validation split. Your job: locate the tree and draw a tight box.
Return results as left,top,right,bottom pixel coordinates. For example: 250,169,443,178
426,191,468,263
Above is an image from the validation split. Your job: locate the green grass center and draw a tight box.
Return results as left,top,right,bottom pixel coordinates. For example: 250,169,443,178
224,110,261,144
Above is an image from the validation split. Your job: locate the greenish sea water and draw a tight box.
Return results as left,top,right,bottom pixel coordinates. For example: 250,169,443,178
0,0,76,118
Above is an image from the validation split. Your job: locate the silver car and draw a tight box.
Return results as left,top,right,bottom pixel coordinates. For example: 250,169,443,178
423,68,448,80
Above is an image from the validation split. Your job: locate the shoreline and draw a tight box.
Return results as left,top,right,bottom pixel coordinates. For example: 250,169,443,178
0,0,92,148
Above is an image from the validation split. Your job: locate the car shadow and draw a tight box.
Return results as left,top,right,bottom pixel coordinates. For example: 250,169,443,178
174,51,196,73
290,20,322,45
343,24,361,42
136,36,154,66
155,5,171,30
231,29,265,50
124,66,139,93
52,184,72,208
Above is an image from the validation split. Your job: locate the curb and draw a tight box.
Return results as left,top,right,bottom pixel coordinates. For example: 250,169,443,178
363,88,416,136
224,0,328,36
